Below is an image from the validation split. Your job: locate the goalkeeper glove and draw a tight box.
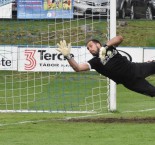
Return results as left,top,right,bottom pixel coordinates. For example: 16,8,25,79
99,47,107,62
56,40,72,60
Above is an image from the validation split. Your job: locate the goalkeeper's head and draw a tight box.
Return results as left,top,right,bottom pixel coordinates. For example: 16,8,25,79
86,39,102,57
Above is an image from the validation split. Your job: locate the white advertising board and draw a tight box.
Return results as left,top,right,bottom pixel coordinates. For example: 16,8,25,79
117,47,143,62
0,46,17,70
18,47,92,72
18,46,146,72
143,48,155,62
0,3,12,18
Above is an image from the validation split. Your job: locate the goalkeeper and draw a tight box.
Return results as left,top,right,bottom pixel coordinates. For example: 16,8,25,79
56,36,155,97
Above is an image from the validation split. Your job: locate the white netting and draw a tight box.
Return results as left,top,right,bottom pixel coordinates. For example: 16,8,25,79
0,0,111,114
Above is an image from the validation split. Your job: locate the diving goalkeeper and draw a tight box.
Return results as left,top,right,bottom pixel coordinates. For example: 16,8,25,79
56,36,155,97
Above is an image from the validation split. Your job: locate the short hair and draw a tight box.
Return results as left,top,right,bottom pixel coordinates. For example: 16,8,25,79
86,39,102,46
86,39,102,49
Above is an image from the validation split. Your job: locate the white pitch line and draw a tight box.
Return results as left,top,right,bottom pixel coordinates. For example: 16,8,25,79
0,120,46,127
122,108,155,113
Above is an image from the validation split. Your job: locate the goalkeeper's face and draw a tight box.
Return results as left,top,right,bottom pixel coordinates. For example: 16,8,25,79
87,41,101,56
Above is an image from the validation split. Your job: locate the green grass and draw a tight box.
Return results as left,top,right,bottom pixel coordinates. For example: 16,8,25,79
1,19,155,46
0,19,108,46
117,20,155,46
0,74,155,145
0,113,155,145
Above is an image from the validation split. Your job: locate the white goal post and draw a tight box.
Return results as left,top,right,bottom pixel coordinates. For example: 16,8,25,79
109,0,117,111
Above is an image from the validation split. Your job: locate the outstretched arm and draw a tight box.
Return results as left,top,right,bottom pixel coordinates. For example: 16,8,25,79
56,40,90,72
67,58,90,72
106,35,123,47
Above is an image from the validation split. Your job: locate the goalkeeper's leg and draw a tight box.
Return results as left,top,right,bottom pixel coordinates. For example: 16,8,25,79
134,61,155,78
123,79,155,97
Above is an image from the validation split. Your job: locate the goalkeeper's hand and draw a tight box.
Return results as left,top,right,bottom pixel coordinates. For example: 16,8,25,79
99,47,107,62
56,40,71,57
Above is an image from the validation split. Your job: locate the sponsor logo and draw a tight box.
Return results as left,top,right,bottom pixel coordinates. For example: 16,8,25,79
118,50,132,62
0,48,17,70
37,50,74,61
0,51,13,67
24,49,74,70
25,50,36,70
0,58,11,66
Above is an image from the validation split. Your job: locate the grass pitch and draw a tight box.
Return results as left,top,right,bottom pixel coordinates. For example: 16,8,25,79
1,112,155,145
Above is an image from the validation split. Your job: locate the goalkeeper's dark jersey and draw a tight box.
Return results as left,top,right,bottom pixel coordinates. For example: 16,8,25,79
88,46,155,97
87,46,137,84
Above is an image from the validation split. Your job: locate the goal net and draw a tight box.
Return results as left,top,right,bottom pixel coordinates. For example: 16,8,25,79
0,0,113,114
